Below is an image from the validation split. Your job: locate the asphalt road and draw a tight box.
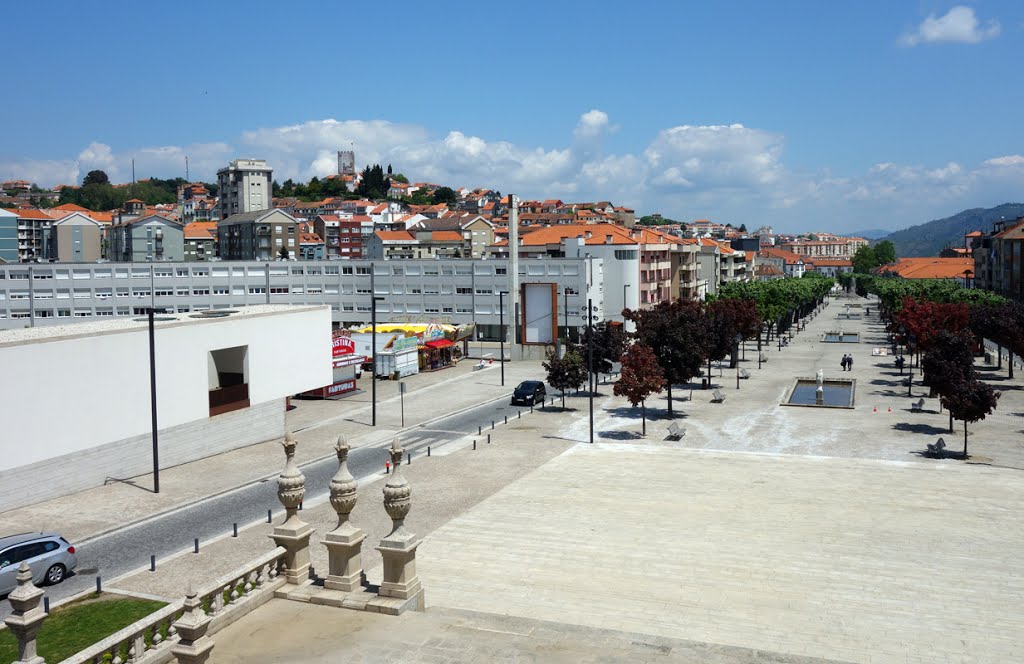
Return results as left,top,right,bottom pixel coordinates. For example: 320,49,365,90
0,393,545,615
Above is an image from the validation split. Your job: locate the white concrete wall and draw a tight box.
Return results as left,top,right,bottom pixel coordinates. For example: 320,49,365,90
0,306,330,474
0,398,284,509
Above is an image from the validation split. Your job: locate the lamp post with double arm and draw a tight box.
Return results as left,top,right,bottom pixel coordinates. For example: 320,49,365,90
581,300,599,444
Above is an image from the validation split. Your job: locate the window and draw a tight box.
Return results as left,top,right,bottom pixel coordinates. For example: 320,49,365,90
270,287,289,294
356,266,370,275
424,287,439,295
176,268,189,277
457,287,472,295
213,287,229,296
248,287,266,295
176,288,189,296
73,289,91,299
443,306,454,313
74,269,92,280
324,266,339,275
132,289,151,298
307,286,323,295
393,267,404,275
154,289,174,297
475,288,492,295
410,287,422,294
343,304,354,312
343,267,354,275
425,306,440,313
154,268,173,278
496,267,507,275
193,288,210,296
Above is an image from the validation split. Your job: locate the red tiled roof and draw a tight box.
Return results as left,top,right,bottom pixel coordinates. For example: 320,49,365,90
184,221,217,240
877,257,974,280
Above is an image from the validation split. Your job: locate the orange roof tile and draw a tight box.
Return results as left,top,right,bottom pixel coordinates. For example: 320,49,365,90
53,203,89,211
184,221,217,240
877,257,973,280
376,230,415,242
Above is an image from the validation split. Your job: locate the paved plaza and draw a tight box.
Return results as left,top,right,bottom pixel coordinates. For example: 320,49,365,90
6,295,1024,662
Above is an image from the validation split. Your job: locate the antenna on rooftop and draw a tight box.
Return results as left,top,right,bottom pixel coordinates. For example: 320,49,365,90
185,155,190,182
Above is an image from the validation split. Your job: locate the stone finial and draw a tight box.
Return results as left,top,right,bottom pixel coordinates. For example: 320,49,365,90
170,585,214,664
323,435,367,592
382,438,411,538
329,436,358,527
4,562,47,664
277,432,306,522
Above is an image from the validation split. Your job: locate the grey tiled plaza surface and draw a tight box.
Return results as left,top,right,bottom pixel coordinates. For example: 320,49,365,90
8,294,1024,662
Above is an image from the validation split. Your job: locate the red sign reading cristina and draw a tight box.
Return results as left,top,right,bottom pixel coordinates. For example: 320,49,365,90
332,335,355,357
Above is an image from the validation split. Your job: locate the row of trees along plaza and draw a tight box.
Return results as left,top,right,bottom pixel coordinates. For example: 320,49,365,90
545,273,834,435
840,273,1016,457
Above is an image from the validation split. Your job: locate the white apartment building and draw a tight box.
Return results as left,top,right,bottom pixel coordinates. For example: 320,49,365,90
217,159,273,219
0,258,603,343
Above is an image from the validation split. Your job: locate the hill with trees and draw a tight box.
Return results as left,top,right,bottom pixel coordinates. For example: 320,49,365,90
876,203,1024,257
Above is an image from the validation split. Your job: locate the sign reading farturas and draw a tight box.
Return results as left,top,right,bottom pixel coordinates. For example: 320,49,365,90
424,323,446,342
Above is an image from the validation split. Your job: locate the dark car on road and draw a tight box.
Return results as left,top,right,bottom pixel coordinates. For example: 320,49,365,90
511,380,547,406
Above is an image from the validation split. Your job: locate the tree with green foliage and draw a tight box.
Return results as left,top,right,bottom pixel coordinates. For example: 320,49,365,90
851,245,878,274
432,186,458,206
614,343,665,436
391,173,409,184
582,322,627,380
625,299,710,415
942,378,999,459
279,246,290,260
543,345,587,409
82,170,109,186
873,240,896,265
356,164,387,199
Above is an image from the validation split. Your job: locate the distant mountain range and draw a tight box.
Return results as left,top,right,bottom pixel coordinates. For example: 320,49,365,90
848,228,890,240
874,203,1024,257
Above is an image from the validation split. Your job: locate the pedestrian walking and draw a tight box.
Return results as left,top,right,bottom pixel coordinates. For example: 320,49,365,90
847,355,854,371
840,354,848,371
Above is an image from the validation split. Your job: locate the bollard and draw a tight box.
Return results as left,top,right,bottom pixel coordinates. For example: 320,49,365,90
44,597,50,614
233,523,238,538
492,420,495,430
504,415,508,425
407,452,411,465
478,425,482,435
487,434,491,445
194,538,199,554
530,404,533,414
150,555,156,572
518,410,521,419
267,509,272,524
96,576,102,593
427,446,431,457
473,439,477,450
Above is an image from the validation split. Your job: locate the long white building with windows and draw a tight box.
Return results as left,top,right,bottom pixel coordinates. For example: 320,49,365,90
0,259,604,342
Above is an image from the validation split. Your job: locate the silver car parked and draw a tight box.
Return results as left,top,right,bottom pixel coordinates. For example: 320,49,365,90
0,532,79,595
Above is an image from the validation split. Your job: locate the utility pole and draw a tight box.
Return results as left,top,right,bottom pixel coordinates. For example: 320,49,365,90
148,308,160,493
499,291,507,386
508,195,520,360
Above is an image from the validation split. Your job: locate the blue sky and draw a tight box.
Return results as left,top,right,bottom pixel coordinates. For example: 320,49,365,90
2,1,1022,233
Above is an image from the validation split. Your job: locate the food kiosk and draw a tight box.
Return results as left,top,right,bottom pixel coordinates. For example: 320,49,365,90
301,331,364,398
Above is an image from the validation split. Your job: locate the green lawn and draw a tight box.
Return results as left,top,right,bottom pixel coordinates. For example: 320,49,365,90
0,594,167,663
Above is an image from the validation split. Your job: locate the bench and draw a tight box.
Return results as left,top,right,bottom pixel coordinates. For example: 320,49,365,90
910,398,924,412
711,389,726,404
739,369,751,380
926,438,946,457
666,422,686,441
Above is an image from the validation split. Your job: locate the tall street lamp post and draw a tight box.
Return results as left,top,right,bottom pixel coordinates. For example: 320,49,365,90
370,268,385,426
498,290,508,387
622,284,630,321
147,307,161,494
582,300,599,444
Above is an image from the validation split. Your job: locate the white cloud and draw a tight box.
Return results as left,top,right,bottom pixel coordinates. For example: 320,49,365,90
901,6,1001,46
984,155,1024,167
4,111,1024,234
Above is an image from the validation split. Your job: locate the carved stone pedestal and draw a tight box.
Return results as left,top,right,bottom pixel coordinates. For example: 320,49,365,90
4,563,46,664
377,535,422,600
323,528,366,591
323,437,366,592
170,587,215,664
377,438,423,603
270,432,315,585
272,521,315,584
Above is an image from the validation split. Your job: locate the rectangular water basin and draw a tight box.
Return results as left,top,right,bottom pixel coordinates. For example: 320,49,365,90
783,377,856,408
822,333,860,343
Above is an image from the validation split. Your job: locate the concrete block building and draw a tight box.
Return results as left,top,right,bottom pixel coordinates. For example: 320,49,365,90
0,305,331,509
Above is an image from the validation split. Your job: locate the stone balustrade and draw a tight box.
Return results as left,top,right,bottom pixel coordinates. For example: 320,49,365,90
60,547,287,664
